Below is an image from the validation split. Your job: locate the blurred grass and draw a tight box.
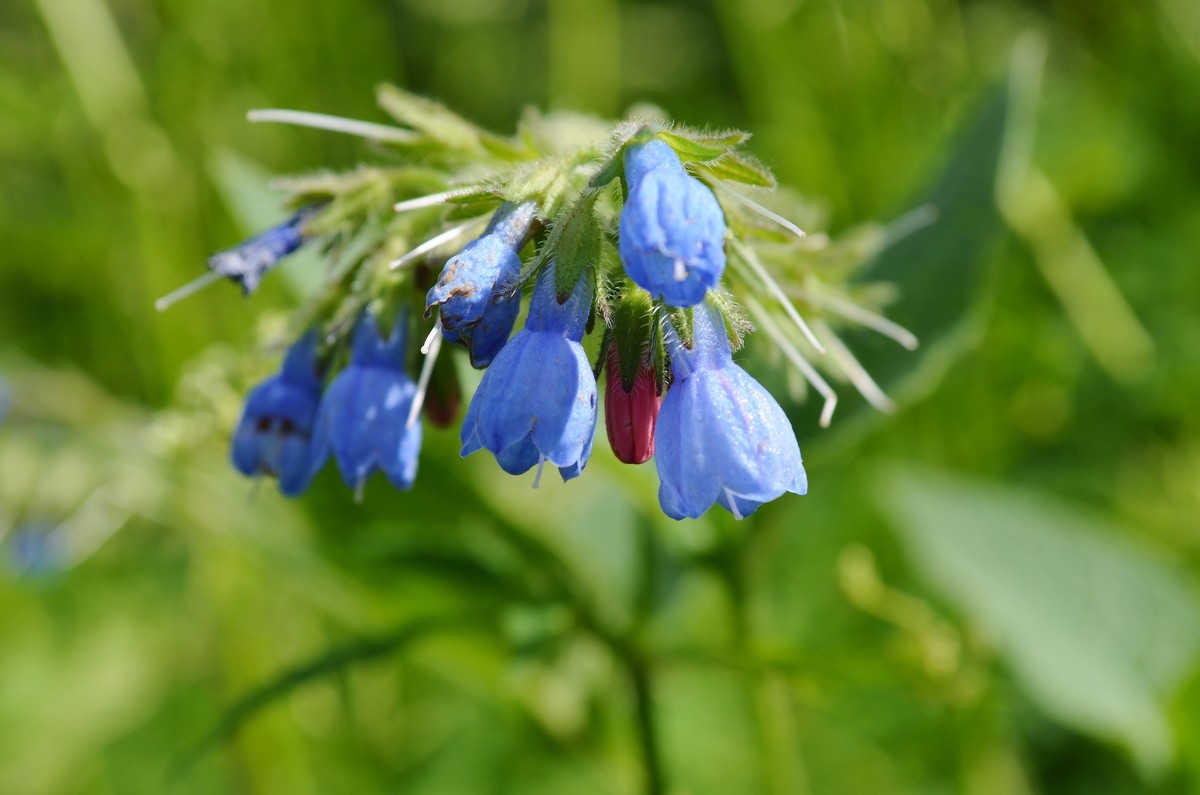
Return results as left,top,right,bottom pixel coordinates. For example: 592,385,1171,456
2,0,1200,793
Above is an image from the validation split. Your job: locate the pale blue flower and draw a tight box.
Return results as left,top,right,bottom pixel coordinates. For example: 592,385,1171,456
427,201,538,368
210,205,319,294
231,332,324,496
619,138,726,307
459,262,596,482
311,313,421,492
655,303,807,519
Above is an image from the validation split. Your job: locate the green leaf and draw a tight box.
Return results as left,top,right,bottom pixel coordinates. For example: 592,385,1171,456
876,465,1200,776
698,152,776,188
376,83,488,154
656,130,729,163
546,193,602,303
172,612,494,775
804,80,1015,447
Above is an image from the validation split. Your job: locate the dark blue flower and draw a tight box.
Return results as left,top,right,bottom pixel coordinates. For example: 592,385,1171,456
210,205,319,295
427,201,538,368
655,303,807,520
311,312,422,493
231,331,325,496
459,261,596,482
619,137,726,307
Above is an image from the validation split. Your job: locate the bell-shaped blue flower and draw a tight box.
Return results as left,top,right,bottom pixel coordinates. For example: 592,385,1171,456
655,303,807,520
460,261,597,482
231,332,325,496
619,137,726,307
427,201,538,368
310,312,422,493
210,205,319,295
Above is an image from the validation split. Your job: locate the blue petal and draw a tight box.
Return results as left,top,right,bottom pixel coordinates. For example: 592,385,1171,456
495,435,540,475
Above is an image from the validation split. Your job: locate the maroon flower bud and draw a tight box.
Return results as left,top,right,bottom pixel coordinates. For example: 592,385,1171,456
605,345,662,465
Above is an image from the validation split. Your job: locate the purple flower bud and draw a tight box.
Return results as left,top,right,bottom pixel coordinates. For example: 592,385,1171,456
619,138,726,307
459,262,597,483
427,201,538,368
310,313,422,493
654,303,807,520
231,332,324,496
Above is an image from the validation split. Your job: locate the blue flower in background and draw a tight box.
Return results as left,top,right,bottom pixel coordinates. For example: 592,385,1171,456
311,312,422,493
655,302,806,520
210,205,319,295
619,137,726,307
427,201,538,368
231,331,325,496
460,261,597,483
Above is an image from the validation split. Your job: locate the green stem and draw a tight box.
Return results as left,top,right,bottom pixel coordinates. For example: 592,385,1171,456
629,655,665,795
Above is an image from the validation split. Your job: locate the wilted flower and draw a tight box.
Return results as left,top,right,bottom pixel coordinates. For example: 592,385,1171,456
655,302,807,520
619,137,727,307
604,344,661,465
209,205,320,295
459,261,597,483
310,312,422,493
427,201,538,368
231,332,325,496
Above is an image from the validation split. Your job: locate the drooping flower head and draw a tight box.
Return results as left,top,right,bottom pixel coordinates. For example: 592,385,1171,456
655,302,807,520
426,201,538,368
210,205,320,295
460,261,597,483
619,137,727,307
231,331,325,496
310,312,422,494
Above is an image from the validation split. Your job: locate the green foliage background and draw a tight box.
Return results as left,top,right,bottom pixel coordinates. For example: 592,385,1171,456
2,0,1199,793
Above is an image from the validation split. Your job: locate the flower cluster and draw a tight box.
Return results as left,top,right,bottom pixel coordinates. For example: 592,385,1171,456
172,89,917,519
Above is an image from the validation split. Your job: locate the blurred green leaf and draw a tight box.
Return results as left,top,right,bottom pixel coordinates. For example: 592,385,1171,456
807,82,1011,445
175,611,495,775
876,465,1200,775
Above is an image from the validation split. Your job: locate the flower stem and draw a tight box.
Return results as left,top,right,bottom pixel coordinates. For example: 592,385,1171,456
629,655,665,795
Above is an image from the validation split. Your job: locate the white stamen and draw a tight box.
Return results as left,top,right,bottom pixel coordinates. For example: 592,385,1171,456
354,477,366,504
389,221,479,270
406,327,442,429
724,487,744,520
803,287,919,350
732,240,825,354
393,190,460,214
420,324,441,356
813,319,895,413
532,455,546,489
247,109,418,144
744,295,838,427
673,257,687,282
154,270,222,312
718,186,807,242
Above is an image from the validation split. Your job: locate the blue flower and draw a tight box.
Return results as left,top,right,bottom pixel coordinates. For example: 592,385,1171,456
460,261,597,482
311,312,422,493
210,205,319,295
619,137,726,307
231,332,325,496
655,302,807,520
427,201,538,368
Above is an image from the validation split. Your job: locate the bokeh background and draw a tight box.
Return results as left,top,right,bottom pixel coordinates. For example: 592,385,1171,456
3,0,1199,793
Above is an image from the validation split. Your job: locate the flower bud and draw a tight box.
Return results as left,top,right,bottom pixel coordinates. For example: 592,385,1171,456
605,344,662,465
